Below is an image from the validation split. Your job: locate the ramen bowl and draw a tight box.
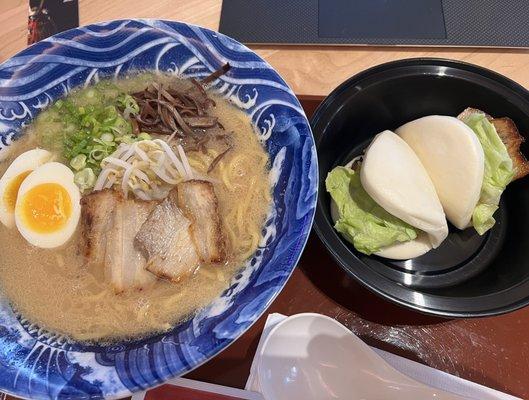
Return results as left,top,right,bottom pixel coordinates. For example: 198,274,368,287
313,58,529,317
0,20,316,399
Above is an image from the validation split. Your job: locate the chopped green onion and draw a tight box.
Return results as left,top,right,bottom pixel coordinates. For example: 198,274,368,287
90,149,107,161
33,82,152,190
70,154,87,171
100,133,114,143
117,134,135,144
118,94,140,115
74,168,97,192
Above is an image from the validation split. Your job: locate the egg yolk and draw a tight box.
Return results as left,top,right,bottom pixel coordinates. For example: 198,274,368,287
19,183,72,233
3,171,32,212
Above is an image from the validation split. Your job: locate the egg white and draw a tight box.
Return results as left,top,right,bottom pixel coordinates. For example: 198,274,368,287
0,148,53,228
15,162,81,249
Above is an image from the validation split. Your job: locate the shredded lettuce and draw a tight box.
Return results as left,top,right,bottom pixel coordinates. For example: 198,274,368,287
461,113,515,234
326,166,417,255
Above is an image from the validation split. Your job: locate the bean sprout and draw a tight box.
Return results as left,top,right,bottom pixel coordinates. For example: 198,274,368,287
94,140,194,200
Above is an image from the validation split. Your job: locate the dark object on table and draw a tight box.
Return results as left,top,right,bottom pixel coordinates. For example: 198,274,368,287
312,58,529,317
28,0,79,45
220,0,529,48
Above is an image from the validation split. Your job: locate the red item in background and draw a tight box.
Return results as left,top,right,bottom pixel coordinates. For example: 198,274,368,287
28,2,56,44
27,0,79,45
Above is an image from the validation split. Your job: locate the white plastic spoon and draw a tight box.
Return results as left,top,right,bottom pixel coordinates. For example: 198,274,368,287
258,313,471,400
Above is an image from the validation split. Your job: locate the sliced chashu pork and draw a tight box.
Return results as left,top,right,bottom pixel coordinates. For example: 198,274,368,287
177,180,226,264
105,196,157,293
80,190,157,293
458,107,529,180
79,189,116,266
135,189,200,283
81,180,226,290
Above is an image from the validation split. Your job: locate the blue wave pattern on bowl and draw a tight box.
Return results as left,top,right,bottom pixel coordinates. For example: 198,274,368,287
0,20,317,399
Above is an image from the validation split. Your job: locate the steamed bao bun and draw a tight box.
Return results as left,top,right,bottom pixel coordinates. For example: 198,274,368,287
361,131,448,259
330,131,448,259
396,116,484,230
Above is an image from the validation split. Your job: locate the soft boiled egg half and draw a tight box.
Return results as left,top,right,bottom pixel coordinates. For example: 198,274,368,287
0,148,53,228
15,162,81,248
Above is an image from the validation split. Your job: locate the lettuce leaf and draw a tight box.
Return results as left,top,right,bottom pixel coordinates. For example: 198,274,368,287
325,166,417,255
462,113,515,235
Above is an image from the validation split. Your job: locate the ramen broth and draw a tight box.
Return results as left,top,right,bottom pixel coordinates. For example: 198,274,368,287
0,75,271,342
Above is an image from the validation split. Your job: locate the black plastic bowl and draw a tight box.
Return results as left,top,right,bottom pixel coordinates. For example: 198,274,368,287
312,58,529,317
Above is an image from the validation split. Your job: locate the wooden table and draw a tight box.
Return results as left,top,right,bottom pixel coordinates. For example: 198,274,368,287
4,0,529,98
1,1,529,399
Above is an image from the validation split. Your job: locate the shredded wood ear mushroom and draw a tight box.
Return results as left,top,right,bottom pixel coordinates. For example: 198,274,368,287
130,63,231,136
129,63,233,170
458,107,529,180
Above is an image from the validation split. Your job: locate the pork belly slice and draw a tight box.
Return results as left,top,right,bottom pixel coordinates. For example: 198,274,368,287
135,190,200,283
177,180,227,264
80,189,158,294
80,189,117,266
105,197,158,293
458,107,529,180
121,200,158,290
